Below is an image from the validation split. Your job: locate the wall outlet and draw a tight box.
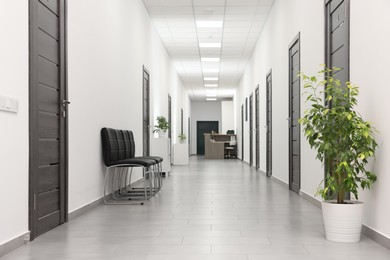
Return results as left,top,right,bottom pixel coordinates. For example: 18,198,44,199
0,94,19,113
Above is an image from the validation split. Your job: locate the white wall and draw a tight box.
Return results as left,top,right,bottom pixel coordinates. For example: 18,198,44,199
350,0,390,239
238,0,323,188
0,0,188,247
67,0,188,212
237,0,390,239
221,100,234,134
190,101,222,155
0,0,29,245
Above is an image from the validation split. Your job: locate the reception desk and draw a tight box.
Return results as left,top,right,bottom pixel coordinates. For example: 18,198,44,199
204,133,237,159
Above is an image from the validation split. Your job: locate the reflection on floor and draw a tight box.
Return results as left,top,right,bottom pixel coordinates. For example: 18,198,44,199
3,156,390,260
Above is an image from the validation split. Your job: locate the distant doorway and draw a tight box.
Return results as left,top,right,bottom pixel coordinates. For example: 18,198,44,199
241,105,244,161
255,86,260,170
249,93,253,166
288,33,301,194
196,121,219,155
143,66,150,157
266,71,273,177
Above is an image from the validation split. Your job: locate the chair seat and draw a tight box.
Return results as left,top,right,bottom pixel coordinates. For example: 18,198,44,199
107,157,156,167
146,156,163,163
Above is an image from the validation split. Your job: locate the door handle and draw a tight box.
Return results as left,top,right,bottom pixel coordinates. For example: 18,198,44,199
62,100,71,107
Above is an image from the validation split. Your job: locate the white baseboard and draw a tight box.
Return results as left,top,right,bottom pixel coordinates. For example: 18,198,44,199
0,232,30,257
270,176,289,189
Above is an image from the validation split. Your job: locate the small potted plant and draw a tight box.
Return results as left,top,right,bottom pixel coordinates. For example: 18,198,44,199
153,116,170,138
299,67,378,243
178,133,186,143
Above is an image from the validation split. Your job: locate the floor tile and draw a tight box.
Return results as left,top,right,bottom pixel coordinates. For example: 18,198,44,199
2,157,390,259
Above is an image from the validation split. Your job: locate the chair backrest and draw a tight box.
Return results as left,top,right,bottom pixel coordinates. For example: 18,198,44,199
101,128,136,166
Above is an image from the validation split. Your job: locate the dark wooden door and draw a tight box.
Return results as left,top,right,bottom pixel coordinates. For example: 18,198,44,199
325,0,349,85
29,0,67,239
288,34,301,194
168,95,172,163
325,0,350,200
241,105,244,161
255,87,260,170
249,94,253,166
196,121,219,155
266,72,272,177
143,66,150,157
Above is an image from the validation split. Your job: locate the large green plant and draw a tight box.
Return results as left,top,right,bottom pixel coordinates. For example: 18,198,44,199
299,67,377,204
153,116,170,133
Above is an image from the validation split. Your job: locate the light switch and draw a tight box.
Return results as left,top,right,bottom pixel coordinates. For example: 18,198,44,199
0,94,19,113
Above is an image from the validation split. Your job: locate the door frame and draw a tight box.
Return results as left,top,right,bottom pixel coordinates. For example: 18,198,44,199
266,70,272,177
325,0,350,81
249,93,253,166
241,104,244,161
28,0,69,240
255,86,260,170
288,33,301,193
142,65,150,157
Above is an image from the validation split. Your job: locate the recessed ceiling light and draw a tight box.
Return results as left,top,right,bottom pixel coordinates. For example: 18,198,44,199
201,57,220,62
196,21,223,28
204,77,219,81
199,42,221,48
203,69,219,73
206,98,217,101
205,84,218,87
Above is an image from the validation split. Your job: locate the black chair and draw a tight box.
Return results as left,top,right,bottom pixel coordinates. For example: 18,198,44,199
122,130,164,191
101,128,158,205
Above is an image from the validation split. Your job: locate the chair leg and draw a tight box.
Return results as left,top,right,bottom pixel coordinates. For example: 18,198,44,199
103,167,112,204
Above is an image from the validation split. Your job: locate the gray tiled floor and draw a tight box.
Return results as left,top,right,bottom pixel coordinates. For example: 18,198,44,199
3,157,390,259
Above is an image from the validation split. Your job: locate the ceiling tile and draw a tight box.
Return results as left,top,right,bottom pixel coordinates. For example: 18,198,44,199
193,0,226,6
142,0,275,100
226,0,260,6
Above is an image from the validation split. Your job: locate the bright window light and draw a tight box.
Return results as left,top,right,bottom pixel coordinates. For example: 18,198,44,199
201,57,220,62
206,98,217,101
196,21,223,28
204,77,218,81
205,84,218,87
199,42,221,48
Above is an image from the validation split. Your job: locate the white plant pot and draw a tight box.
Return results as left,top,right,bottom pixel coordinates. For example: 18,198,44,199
321,200,364,243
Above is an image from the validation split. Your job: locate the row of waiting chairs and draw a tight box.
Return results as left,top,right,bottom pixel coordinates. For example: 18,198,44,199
101,128,163,205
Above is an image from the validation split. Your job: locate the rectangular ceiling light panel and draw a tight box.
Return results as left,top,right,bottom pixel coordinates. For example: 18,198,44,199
204,77,219,81
196,21,223,28
201,57,220,62
203,69,219,73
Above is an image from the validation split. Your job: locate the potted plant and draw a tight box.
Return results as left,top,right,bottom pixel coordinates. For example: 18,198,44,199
299,67,378,243
178,133,186,143
153,116,170,138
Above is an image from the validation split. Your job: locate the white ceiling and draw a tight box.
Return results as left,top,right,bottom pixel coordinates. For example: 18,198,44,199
142,0,275,101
